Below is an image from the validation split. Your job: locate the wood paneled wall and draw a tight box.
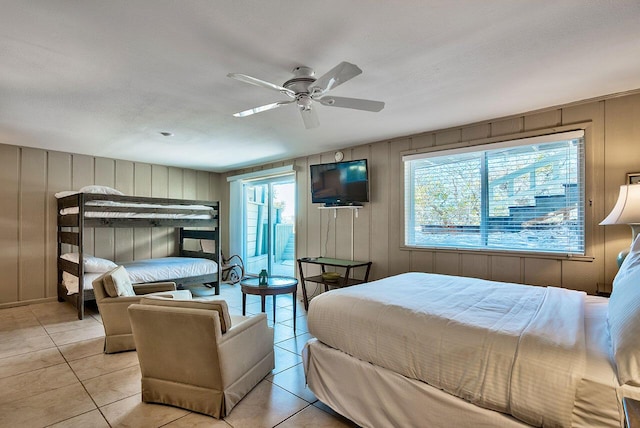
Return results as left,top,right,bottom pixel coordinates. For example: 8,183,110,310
222,91,640,296
0,146,221,307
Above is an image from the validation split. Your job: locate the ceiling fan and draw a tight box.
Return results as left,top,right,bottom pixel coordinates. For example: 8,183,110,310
227,61,385,129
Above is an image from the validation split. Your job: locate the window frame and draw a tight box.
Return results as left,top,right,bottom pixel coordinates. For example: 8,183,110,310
400,126,594,260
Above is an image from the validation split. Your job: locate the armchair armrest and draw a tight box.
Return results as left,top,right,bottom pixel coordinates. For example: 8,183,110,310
100,295,146,305
146,290,192,300
133,282,176,295
218,313,274,386
97,294,146,336
220,313,268,342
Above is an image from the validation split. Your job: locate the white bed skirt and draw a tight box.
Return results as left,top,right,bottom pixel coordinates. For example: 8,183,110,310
303,338,529,428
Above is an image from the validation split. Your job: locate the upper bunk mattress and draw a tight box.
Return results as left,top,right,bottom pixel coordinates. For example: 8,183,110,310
59,201,215,219
307,272,587,427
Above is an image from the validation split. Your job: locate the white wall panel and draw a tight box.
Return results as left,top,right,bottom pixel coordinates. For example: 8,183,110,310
94,158,116,262
19,148,47,301
0,145,20,303
46,151,72,298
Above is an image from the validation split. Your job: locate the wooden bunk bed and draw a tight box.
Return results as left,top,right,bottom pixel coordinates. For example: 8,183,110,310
57,192,221,319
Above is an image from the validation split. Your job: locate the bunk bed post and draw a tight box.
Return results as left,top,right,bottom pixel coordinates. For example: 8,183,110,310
215,206,221,294
179,228,185,255
77,192,85,320
57,210,64,302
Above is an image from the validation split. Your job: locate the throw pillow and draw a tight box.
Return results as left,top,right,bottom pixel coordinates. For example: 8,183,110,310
608,234,640,385
103,266,135,297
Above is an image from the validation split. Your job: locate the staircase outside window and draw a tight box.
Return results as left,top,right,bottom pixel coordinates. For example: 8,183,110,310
403,130,585,255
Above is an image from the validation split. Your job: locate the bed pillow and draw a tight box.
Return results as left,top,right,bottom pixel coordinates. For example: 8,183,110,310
102,266,135,297
54,185,124,199
608,235,640,385
60,253,118,273
54,190,78,199
78,185,124,195
140,295,232,333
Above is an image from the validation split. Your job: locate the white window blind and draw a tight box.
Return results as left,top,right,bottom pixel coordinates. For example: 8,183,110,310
403,131,585,254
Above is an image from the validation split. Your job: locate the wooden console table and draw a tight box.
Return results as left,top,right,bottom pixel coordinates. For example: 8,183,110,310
297,257,372,310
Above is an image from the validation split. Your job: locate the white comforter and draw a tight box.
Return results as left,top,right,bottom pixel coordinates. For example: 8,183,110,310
307,272,586,427
62,257,218,294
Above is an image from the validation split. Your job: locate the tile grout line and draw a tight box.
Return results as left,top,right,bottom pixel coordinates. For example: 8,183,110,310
29,304,115,428
9,292,317,428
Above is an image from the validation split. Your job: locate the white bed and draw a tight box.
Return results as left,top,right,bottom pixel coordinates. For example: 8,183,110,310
303,269,640,428
62,256,218,295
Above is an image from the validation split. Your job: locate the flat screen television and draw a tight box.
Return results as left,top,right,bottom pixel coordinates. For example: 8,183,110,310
310,159,369,206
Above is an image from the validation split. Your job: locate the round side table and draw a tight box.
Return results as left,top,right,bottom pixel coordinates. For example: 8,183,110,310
240,276,298,332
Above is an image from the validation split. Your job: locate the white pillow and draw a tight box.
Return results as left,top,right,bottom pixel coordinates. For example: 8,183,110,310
60,253,118,273
54,190,78,199
54,185,124,199
608,235,640,385
103,266,135,297
79,185,124,195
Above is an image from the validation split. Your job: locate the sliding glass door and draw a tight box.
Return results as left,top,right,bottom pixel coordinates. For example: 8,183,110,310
243,174,295,277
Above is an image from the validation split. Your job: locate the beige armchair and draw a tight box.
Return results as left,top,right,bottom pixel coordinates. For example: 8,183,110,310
128,295,275,418
92,266,191,354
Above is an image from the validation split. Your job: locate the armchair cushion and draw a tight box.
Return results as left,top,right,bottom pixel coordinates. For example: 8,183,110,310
103,266,135,297
140,295,232,333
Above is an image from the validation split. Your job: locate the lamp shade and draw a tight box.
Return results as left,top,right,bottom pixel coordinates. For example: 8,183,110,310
600,184,640,226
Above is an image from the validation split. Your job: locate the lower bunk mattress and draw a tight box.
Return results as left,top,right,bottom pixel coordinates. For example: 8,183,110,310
62,257,218,295
303,272,638,428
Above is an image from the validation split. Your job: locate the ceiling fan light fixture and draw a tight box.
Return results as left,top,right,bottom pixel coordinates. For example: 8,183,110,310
297,95,313,111
227,61,384,129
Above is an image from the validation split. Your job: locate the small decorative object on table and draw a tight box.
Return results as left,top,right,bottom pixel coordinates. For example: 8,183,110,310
321,272,341,282
259,269,268,286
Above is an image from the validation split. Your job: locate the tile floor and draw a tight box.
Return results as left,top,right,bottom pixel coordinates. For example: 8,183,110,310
0,283,359,428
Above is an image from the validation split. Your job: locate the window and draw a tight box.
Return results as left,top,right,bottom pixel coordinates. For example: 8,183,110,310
403,131,585,255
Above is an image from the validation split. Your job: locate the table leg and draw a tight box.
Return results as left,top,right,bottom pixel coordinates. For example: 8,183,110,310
273,294,277,323
261,295,266,313
242,293,246,316
302,282,309,311
292,290,297,333
298,260,310,311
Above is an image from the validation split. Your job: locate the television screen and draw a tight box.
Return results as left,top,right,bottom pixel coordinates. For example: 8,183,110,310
310,159,369,205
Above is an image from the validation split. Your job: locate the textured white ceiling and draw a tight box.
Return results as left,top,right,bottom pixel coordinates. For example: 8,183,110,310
1,1,640,172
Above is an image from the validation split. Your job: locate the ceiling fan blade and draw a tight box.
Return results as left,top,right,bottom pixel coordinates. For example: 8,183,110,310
233,100,294,117
318,96,385,112
227,73,296,97
300,107,320,129
309,62,362,96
